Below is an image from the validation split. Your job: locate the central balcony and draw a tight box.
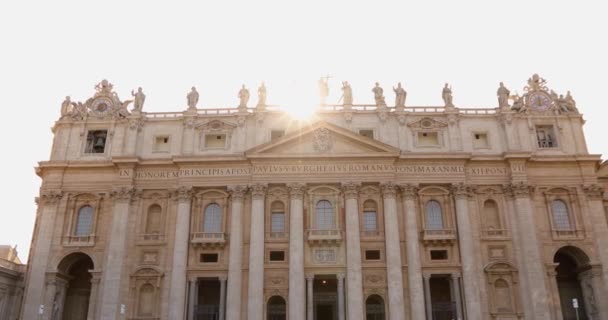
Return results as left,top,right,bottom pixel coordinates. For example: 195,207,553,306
307,229,342,245
190,232,226,248
421,229,456,245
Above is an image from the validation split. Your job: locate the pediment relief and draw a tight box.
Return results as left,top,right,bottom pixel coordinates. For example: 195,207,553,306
418,186,450,195
407,117,447,130
196,119,237,132
246,121,400,157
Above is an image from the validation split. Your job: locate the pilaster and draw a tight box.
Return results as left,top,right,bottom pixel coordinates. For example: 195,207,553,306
247,183,267,320
381,182,405,320
289,183,306,320
226,185,247,320
341,182,364,320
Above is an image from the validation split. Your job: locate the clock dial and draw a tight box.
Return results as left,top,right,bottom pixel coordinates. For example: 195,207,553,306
528,92,552,111
90,97,113,117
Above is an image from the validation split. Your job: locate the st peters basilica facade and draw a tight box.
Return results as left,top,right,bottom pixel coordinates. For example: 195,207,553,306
20,75,608,320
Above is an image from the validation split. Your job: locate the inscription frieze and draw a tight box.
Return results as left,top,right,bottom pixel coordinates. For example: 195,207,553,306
120,164,513,180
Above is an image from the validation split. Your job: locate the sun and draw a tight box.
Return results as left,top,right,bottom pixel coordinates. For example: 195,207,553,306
284,103,317,121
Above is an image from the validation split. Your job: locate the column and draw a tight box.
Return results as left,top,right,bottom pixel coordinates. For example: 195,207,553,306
306,275,314,320
248,184,267,320
451,273,463,320
42,276,59,320
337,273,345,320
451,183,482,320
342,182,364,320
586,267,608,320
87,271,102,320
289,183,307,320
100,187,135,320
400,184,426,320
21,191,62,320
226,185,247,320
188,278,198,320
583,185,608,291
381,182,406,320
546,265,563,320
219,276,227,320
509,182,552,319
423,274,432,320
167,187,193,319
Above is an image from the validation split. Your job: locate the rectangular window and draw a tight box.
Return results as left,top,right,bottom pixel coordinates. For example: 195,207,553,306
85,130,108,153
271,130,285,141
473,133,489,149
430,250,448,260
205,134,226,148
200,253,219,263
271,213,285,232
269,251,285,261
363,211,378,231
417,131,439,146
536,126,557,148
365,250,381,261
154,136,170,152
359,129,374,139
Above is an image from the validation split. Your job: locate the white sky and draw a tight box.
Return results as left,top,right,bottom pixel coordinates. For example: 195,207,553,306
1,1,606,261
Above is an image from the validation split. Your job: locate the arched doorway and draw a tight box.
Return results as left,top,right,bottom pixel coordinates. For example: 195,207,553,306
554,246,595,320
267,296,286,320
57,252,94,320
365,295,385,320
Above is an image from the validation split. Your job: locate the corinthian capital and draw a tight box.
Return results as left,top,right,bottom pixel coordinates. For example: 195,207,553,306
507,182,534,198
341,182,360,200
399,184,418,200
229,185,248,202
288,183,306,200
451,183,472,199
250,183,267,200
110,187,136,201
380,182,397,199
582,184,604,200
172,186,193,202
40,190,63,204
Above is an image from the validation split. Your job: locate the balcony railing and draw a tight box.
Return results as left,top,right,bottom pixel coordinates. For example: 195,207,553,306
266,231,288,241
137,233,165,242
307,228,342,245
551,228,585,240
421,229,456,245
481,228,509,239
191,232,226,248
361,230,384,239
63,235,96,247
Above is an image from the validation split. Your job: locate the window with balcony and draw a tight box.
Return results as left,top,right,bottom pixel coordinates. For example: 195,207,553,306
74,206,93,236
362,200,378,236
551,200,572,230
425,200,444,230
315,200,335,230
536,126,557,148
203,203,222,233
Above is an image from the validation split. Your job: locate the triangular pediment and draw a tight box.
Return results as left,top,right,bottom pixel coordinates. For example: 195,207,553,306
246,121,400,158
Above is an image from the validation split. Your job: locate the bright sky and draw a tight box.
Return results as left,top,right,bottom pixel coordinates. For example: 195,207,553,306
1,1,606,261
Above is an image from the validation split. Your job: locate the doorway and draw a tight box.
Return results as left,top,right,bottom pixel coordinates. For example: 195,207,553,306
57,252,94,320
196,278,222,320
429,276,456,320
313,277,337,320
554,246,592,320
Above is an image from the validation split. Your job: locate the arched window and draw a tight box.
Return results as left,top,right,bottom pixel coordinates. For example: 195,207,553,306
315,200,335,230
363,200,378,232
267,296,286,320
270,201,285,233
137,283,155,316
146,204,162,234
494,279,513,312
484,200,500,229
203,203,222,233
365,295,385,320
551,200,572,230
74,206,94,236
425,200,444,230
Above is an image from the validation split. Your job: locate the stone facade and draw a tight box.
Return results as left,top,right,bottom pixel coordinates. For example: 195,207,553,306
21,76,608,320
0,245,25,320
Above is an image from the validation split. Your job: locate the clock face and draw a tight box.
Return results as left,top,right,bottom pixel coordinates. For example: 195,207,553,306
90,97,113,117
528,92,552,111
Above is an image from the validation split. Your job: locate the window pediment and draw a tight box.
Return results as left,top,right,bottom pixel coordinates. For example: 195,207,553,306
406,117,448,130
196,120,237,133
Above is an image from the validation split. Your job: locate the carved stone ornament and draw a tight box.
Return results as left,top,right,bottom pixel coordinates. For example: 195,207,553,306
40,190,63,204
341,182,360,200
128,118,145,131
399,184,418,200
451,182,472,199
343,112,353,123
229,185,248,202
511,74,579,114
313,127,333,152
406,117,448,129
505,182,533,198
64,79,133,121
380,182,397,199
288,183,306,200
583,184,604,200
365,274,383,284
184,118,196,129
378,110,388,123
197,119,237,133
171,187,192,202
250,183,267,200
110,187,136,201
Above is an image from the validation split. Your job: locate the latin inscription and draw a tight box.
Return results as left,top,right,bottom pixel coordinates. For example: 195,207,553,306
120,164,513,179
